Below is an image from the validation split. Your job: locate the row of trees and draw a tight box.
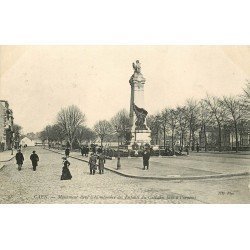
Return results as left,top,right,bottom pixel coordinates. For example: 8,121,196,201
40,105,130,149
93,109,130,146
147,82,249,152
40,82,249,152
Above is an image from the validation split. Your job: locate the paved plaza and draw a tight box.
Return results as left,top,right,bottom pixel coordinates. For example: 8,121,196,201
0,147,249,204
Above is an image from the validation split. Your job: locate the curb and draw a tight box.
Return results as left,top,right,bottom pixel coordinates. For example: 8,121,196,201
44,148,89,163
103,168,249,181
44,148,250,181
0,148,28,163
0,155,15,163
0,164,6,171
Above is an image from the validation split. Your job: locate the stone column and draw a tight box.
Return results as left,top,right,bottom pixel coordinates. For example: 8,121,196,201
128,60,151,145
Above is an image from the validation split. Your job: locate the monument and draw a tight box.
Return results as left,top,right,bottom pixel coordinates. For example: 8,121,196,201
129,60,151,146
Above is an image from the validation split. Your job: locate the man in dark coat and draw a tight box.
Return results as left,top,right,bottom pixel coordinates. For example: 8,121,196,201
16,149,24,171
61,157,72,180
89,153,97,175
142,148,150,170
30,150,39,171
98,153,105,174
65,147,70,158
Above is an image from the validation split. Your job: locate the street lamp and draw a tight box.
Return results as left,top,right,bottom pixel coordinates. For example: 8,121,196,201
115,125,121,170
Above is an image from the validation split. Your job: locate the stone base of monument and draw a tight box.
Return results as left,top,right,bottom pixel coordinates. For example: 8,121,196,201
130,130,151,146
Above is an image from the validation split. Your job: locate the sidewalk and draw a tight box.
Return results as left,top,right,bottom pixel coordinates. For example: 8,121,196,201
46,148,250,181
0,150,16,171
0,150,16,162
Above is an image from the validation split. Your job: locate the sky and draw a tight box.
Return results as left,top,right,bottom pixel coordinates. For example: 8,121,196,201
0,45,250,134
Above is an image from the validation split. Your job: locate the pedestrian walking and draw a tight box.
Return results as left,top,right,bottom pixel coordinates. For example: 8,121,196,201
30,150,39,171
98,153,105,174
16,149,24,171
89,153,97,175
65,147,70,158
142,148,150,170
60,157,72,180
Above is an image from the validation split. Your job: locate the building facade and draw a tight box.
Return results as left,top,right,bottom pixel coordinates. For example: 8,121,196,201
0,100,14,151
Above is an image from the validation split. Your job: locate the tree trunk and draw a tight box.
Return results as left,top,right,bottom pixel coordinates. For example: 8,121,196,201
218,123,222,152
234,121,238,153
163,128,166,149
171,130,175,154
231,133,233,150
192,130,195,150
204,124,207,152
189,123,192,150
156,132,158,145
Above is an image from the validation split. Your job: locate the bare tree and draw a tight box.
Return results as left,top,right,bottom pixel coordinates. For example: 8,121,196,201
147,114,162,145
51,124,65,146
160,109,169,149
176,106,188,149
75,125,96,145
243,80,250,101
93,120,112,146
167,109,178,154
110,109,130,145
221,96,248,152
185,99,200,150
40,125,53,145
204,95,226,152
199,100,213,151
57,105,85,148
13,124,22,147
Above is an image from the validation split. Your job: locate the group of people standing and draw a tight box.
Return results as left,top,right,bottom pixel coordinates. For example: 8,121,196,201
80,145,89,157
88,152,105,175
60,147,106,180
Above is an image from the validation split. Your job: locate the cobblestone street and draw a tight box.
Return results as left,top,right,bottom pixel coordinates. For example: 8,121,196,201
0,147,249,204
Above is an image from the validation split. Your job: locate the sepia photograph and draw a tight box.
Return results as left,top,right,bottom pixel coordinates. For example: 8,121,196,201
1,1,250,250
0,45,249,204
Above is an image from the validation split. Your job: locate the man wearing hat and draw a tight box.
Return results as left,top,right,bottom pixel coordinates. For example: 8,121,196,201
15,149,24,171
142,148,151,170
88,153,97,175
30,150,39,171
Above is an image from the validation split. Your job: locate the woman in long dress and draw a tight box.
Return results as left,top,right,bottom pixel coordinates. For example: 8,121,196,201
61,157,72,180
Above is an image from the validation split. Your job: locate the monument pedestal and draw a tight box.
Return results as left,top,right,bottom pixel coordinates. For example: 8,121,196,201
130,130,151,146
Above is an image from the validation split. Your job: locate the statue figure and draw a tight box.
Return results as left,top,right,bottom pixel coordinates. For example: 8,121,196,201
132,60,141,74
129,59,145,85
133,104,148,130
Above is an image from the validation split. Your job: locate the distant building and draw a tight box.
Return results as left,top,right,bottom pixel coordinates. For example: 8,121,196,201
0,100,14,151
33,138,43,146
20,137,35,147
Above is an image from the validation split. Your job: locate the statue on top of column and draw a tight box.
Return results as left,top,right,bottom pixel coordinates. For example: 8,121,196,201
132,60,141,74
130,60,146,85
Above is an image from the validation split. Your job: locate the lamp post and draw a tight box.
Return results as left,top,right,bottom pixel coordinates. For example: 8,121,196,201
115,125,121,169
